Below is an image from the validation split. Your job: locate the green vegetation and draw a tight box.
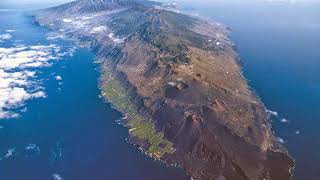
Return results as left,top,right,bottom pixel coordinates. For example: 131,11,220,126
101,70,175,158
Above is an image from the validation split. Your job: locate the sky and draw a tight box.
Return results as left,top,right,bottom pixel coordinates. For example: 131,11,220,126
3,0,320,4
1,0,72,4
1,0,319,10
0,0,74,8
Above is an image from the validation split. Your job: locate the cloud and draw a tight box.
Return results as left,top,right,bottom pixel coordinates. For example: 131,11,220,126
62,18,72,23
0,33,12,41
0,43,74,119
5,30,16,33
0,44,61,70
46,32,65,41
90,26,107,34
108,33,124,44
55,75,62,81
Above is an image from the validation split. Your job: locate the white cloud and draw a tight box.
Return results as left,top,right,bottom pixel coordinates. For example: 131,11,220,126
0,33,12,41
31,91,46,98
62,18,72,23
71,20,88,28
90,26,107,34
47,32,65,41
0,43,74,119
5,30,16,33
108,33,124,44
55,75,62,81
280,118,288,123
81,16,93,20
0,44,61,70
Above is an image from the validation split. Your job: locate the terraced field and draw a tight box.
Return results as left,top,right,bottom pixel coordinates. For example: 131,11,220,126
101,70,174,158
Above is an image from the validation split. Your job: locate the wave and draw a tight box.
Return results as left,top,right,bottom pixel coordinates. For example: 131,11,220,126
266,109,278,116
276,137,285,144
24,144,41,158
4,147,16,158
52,174,63,180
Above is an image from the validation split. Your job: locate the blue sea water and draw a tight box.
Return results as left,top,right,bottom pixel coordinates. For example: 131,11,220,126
178,1,320,179
0,10,188,180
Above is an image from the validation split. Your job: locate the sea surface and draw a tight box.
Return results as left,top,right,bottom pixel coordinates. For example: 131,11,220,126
0,10,188,180
177,1,320,179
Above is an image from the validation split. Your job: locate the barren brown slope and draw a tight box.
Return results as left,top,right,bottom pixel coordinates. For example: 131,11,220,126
35,1,294,179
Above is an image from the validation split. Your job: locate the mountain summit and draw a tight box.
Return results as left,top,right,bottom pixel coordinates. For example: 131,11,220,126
44,0,156,14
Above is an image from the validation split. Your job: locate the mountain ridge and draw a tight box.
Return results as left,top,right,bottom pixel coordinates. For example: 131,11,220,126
34,0,294,179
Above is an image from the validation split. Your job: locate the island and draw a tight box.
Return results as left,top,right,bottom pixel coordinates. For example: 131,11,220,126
34,0,294,179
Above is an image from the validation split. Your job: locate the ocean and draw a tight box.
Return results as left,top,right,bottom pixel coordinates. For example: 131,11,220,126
0,10,188,180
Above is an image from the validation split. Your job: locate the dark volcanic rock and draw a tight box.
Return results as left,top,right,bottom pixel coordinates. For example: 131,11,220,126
35,0,294,179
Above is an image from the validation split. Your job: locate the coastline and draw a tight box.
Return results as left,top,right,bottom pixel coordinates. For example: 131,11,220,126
32,2,295,179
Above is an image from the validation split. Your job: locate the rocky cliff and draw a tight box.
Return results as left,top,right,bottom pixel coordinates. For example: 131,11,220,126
35,0,294,179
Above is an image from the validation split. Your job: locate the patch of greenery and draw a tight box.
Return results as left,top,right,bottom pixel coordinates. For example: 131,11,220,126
101,70,175,158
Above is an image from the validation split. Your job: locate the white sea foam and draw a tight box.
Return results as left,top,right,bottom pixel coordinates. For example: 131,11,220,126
5,30,16,33
4,147,15,158
280,118,288,123
24,144,41,157
52,174,63,180
276,137,285,144
266,109,278,116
